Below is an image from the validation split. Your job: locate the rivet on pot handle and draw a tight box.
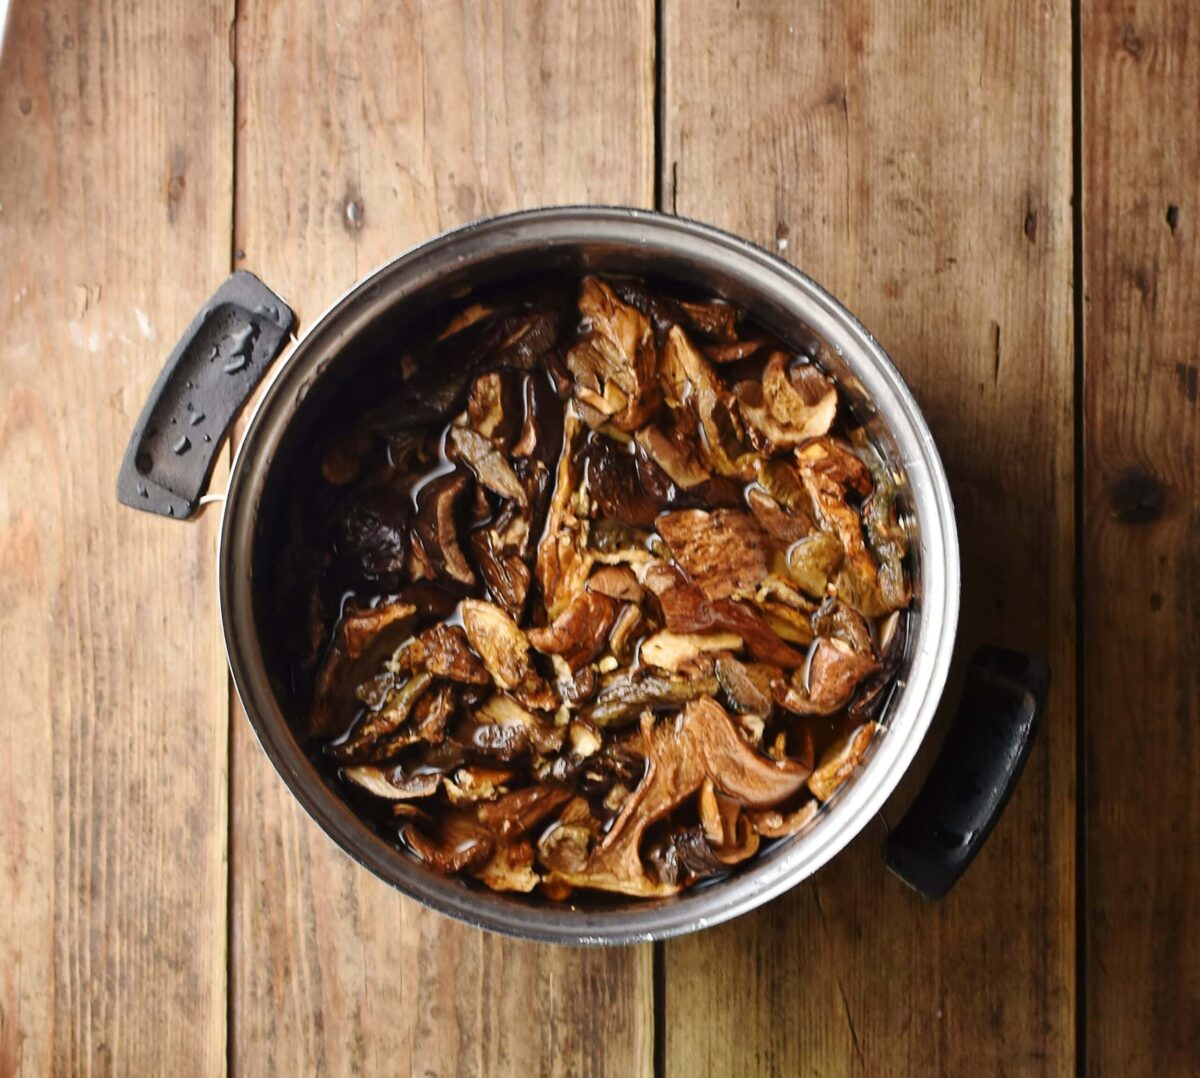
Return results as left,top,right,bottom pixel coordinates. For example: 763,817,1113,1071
882,646,1050,899
116,271,295,520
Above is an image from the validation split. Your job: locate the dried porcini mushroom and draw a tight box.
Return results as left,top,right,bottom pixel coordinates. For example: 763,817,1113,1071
297,274,908,900
656,509,771,601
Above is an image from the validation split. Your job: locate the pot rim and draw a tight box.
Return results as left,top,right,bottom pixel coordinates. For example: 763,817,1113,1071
219,206,960,944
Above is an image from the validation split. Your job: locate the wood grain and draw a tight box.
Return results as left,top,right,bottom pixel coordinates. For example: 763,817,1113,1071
228,2,654,1074
0,1,233,1074
1082,2,1200,1073
660,2,1076,1074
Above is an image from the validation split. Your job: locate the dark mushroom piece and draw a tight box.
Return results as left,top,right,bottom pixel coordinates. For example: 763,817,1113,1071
413,472,476,587
308,601,417,738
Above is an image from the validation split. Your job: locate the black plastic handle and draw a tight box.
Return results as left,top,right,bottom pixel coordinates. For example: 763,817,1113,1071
116,271,295,519
882,646,1049,899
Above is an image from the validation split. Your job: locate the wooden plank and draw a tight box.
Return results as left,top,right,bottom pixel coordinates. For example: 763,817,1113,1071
1082,2,1200,1072
0,1,233,1074
228,2,654,1073
660,2,1075,1074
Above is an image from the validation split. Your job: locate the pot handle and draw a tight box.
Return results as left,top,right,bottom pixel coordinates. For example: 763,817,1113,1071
881,646,1049,899
116,271,295,520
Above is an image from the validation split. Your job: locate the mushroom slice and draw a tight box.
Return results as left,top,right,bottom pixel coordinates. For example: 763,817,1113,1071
476,784,572,841
587,565,643,603
468,528,532,620
703,338,771,363
773,637,881,716
474,693,565,756
660,325,755,477
536,410,594,620
634,424,710,489
443,765,515,806
715,655,779,715
738,354,838,448
447,426,527,505
785,532,845,599
861,463,911,612
656,509,771,601
639,630,744,673
309,602,418,738
688,698,811,807
760,601,815,646
658,585,806,669
461,599,534,691
418,624,490,684
566,277,661,431
528,591,618,671
414,472,476,587
808,723,879,801
746,487,814,545
678,298,739,341
410,681,456,744
697,775,762,863
583,670,721,728
331,671,436,762
404,812,495,875
463,370,520,444
607,602,644,663
343,766,441,801
474,839,540,893
795,439,896,617
581,434,665,527
747,799,820,838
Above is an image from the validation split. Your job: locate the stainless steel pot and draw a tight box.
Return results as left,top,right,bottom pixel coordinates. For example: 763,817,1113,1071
118,207,1047,944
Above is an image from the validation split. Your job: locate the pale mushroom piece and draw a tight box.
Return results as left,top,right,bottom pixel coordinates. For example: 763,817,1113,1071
443,766,515,806
447,425,527,505
634,424,710,489
566,278,660,431
473,693,564,755
462,370,507,440
473,840,540,893
460,599,534,691
342,765,441,801
659,325,756,477
586,565,643,603
747,799,820,838
639,630,745,673
808,723,879,802
738,353,838,448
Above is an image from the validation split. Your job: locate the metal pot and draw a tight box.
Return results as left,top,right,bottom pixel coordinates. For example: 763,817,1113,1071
118,207,1047,944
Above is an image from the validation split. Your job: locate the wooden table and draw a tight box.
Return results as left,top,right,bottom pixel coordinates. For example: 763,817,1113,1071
1,1,1195,1074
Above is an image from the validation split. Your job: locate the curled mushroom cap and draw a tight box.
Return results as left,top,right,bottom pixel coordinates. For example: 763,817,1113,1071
528,590,618,671
738,353,838,448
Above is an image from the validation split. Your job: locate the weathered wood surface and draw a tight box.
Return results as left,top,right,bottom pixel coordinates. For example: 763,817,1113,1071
0,0,234,1074
228,1,655,1074
1081,2,1200,1073
3,0,1197,1073
660,2,1076,1074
